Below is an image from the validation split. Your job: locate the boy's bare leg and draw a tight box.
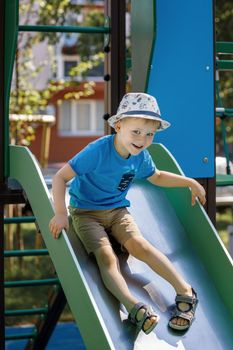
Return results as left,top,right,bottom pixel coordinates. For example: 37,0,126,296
124,236,193,327
94,245,158,330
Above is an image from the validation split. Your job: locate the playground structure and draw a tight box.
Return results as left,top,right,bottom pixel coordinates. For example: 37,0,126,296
1,1,233,349
9,113,55,168
215,42,233,186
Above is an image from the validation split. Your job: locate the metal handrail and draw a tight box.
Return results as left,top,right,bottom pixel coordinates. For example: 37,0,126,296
5,278,59,288
4,249,49,257
19,24,110,34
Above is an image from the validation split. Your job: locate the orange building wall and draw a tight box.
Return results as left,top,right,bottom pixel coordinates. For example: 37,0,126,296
29,124,101,163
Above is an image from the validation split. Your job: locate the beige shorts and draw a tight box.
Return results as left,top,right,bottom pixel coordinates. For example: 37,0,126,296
69,206,142,254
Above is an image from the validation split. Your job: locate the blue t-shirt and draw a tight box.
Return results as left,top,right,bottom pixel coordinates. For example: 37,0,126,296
68,135,156,209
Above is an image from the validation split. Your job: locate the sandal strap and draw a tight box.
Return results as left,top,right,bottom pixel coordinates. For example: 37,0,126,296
170,308,195,325
128,303,157,329
128,302,145,323
169,288,198,330
176,288,198,311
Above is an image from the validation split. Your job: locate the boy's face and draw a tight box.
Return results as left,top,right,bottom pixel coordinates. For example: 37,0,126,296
114,117,159,158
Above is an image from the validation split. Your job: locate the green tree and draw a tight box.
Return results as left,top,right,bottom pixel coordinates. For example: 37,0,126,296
215,1,233,152
10,0,104,145
77,10,105,59
215,1,233,42
215,0,233,106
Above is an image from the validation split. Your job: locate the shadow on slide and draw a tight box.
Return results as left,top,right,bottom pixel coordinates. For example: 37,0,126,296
9,144,233,350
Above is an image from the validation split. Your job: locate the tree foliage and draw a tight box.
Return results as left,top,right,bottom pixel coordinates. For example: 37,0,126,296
11,0,104,145
77,10,105,59
215,0,233,106
215,0,233,150
215,1,233,42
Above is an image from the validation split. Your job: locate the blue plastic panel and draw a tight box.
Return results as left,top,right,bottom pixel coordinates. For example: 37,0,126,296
147,0,214,178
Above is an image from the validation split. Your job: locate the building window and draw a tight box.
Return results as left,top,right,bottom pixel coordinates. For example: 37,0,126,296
59,99,104,136
64,60,78,78
56,54,79,80
57,53,104,81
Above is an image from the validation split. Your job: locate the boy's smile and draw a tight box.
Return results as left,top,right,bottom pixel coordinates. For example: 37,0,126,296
114,117,159,158
132,144,143,150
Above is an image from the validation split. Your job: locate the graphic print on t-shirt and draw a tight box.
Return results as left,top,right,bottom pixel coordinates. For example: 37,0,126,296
118,173,135,192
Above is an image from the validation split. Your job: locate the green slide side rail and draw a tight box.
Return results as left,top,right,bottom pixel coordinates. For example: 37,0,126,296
149,143,233,318
9,145,114,350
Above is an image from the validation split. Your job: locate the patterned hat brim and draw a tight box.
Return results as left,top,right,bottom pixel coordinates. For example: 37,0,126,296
108,113,171,131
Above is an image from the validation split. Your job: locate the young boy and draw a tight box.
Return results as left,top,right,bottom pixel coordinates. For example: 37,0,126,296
49,92,206,335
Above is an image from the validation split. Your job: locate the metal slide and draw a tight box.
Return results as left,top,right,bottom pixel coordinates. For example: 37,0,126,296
9,144,233,350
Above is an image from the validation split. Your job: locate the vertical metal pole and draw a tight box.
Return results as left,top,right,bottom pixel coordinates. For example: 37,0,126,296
195,2,216,227
0,1,5,184
0,205,4,350
1,2,19,347
195,178,216,226
0,0,5,348
206,178,216,226
205,5,216,227
228,225,233,258
104,0,126,135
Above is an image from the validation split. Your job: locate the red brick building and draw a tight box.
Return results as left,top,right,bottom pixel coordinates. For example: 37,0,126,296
29,81,104,163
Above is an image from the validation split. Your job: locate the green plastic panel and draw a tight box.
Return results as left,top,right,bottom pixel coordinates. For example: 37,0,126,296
131,0,155,91
9,144,233,349
9,145,115,350
148,143,233,317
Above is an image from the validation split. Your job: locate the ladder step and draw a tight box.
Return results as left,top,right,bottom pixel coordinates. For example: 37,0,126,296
216,174,233,186
4,216,36,224
19,24,110,34
4,249,49,257
216,41,233,54
5,307,48,317
4,278,59,288
217,60,233,71
216,107,233,117
5,329,37,340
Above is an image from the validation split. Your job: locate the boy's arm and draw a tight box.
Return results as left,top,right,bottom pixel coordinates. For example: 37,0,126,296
147,170,206,206
49,163,76,239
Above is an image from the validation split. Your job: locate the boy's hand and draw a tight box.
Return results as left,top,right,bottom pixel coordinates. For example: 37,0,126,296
190,180,206,206
49,214,69,239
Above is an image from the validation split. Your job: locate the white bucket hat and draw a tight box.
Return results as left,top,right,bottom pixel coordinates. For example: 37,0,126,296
108,92,171,131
